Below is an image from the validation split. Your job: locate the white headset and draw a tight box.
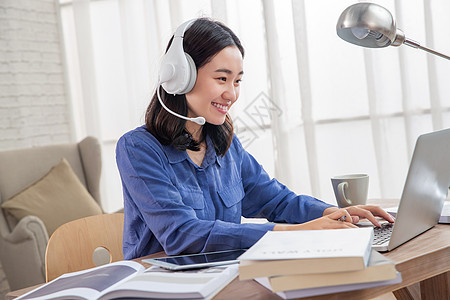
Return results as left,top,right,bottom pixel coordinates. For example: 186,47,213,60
157,19,205,125
158,19,197,94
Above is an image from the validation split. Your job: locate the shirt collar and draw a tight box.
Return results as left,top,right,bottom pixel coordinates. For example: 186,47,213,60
163,143,188,164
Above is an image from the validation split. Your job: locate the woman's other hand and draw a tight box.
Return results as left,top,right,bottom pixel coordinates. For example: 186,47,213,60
273,208,357,231
273,205,395,231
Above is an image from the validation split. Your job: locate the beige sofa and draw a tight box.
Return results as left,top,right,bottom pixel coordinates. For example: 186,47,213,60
0,137,103,291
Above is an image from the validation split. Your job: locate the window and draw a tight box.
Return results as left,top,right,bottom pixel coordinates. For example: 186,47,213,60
58,0,450,212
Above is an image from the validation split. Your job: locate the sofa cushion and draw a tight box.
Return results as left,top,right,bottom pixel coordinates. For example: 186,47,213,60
1,158,103,236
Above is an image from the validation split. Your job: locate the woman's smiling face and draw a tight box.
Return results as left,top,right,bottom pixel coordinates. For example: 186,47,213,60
185,46,243,127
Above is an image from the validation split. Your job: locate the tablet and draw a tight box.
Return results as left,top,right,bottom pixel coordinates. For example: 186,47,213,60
143,249,247,270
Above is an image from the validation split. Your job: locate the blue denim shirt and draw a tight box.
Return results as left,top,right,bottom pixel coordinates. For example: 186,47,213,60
116,126,332,259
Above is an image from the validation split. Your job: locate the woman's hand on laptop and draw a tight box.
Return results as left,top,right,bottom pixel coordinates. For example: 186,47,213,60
272,206,395,231
324,205,395,227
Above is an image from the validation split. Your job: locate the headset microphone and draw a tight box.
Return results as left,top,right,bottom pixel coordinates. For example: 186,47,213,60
157,19,206,126
156,86,205,125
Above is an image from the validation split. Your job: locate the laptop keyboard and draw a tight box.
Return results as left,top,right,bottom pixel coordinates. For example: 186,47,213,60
373,223,394,245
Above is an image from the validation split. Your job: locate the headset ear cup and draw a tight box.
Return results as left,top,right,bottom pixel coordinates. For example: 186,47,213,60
159,19,196,95
179,53,197,94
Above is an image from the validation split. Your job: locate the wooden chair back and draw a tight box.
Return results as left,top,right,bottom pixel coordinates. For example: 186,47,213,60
45,213,124,282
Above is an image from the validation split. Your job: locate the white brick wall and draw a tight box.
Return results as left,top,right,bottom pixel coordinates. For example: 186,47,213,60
0,0,71,151
0,2,72,291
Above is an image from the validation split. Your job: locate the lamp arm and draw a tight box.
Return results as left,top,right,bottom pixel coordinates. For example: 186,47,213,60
404,38,450,60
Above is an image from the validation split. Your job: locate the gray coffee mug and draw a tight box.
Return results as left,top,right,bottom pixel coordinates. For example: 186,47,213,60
331,174,369,208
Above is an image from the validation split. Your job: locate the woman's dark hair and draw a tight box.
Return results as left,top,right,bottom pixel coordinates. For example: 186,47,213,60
145,18,244,155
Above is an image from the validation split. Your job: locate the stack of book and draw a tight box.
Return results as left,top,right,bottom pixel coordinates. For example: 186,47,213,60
238,227,401,299
387,201,450,224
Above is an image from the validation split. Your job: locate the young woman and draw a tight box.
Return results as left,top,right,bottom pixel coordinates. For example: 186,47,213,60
116,18,394,260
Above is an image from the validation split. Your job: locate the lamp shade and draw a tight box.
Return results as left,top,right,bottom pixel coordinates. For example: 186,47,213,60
336,3,405,48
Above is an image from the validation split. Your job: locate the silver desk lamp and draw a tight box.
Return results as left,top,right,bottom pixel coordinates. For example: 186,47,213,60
336,2,450,60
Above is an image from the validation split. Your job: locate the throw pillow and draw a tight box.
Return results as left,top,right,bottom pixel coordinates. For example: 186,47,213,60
1,158,103,236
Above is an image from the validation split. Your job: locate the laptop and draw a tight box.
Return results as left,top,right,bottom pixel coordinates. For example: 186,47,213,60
369,128,450,251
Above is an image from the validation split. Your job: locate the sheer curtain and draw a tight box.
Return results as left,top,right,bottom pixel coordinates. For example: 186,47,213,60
58,0,450,213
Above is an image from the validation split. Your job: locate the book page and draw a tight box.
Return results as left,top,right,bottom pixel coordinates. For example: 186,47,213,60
440,202,450,223
386,202,450,224
17,261,144,300
101,264,239,300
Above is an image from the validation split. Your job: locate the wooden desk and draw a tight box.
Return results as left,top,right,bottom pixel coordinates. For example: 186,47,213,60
133,224,449,300
7,199,450,300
